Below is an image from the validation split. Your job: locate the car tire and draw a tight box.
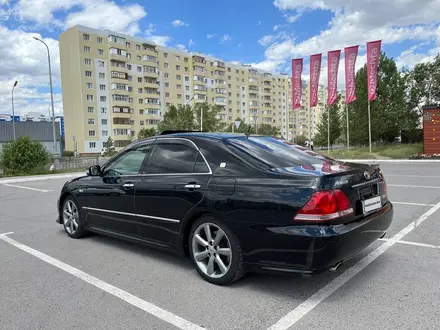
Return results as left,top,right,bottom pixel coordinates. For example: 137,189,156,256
61,196,87,239
189,215,246,285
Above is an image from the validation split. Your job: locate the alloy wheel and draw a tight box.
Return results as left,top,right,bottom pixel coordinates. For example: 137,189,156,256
191,222,232,278
63,200,79,235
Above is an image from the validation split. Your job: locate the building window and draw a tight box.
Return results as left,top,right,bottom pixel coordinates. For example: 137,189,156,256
98,61,105,67
137,66,142,72
176,65,180,70
185,95,190,100
86,83,93,89
126,42,130,48
138,88,143,93
139,109,144,115
85,70,92,77
98,49,104,56
165,92,170,98
164,53,168,58
137,55,141,60
176,75,181,80
164,73,169,78
175,55,180,61
84,46,91,53
139,99,143,104
89,130,96,137
140,121,144,126
127,64,132,70
89,142,96,148
165,83,169,88
88,107,94,113
164,63,169,68
101,119,108,125
100,96,106,102
83,34,90,40
99,84,106,91
99,73,105,79
177,94,182,99
85,58,91,65
136,44,140,50
97,37,103,44
101,107,107,113
176,84,181,89
185,76,189,81
88,118,95,125
102,130,108,137
87,95,93,101
137,77,142,83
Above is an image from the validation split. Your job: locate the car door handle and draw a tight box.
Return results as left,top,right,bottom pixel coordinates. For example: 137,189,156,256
184,184,201,189
122,183,134,189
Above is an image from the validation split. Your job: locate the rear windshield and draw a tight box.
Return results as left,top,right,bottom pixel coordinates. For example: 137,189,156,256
225,136,334,168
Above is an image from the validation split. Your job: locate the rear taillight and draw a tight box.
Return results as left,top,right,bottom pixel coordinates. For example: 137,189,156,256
379,171,388,201
293,189,353,222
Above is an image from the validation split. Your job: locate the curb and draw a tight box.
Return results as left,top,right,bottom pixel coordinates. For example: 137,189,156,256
338,159,440,163
0,172,86,184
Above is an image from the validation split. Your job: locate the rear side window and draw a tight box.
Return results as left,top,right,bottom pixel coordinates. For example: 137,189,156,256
146,143,198,174
225,136,327,168
193,153,210,173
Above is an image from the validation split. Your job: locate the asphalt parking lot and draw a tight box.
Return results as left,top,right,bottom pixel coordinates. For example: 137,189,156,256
1,163,440,330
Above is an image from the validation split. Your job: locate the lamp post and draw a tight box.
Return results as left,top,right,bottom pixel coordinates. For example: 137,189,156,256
12,81,18,141
33,36,57,154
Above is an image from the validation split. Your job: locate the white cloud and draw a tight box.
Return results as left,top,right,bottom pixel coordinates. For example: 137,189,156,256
259,35,276,47
171,19,189,28
64,2,146,35
145,23,155,35
15,0,147,34
273,25,282,31
207,33,216,39
0,26,63,116
285,12,302,23
257,20,262,25
149,36,172,46
250,60,285,72
220,34,232,44
188,38,195,48
262,0,440,73
176,44,186,50
396,45,440,70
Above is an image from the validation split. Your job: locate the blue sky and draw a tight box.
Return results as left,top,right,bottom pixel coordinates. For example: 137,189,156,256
0,0,439,116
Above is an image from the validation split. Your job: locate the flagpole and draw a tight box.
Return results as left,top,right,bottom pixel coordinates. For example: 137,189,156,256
346,103,350,150
327,107,330,153
368,100,372,153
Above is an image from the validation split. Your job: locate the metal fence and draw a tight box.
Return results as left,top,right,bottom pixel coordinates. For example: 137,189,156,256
53,156,111,170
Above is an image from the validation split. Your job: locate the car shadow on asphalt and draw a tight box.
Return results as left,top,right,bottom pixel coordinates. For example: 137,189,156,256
68,230,384,299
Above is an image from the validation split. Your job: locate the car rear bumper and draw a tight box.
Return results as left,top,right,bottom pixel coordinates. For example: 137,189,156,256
242,202,393,274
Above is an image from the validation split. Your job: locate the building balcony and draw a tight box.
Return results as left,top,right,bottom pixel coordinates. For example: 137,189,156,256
111,89,130,96
109,53,127,62
145,98,161,105
192,55,206,65
194,76,207,83
144,81,160,89
194,85,207,92
214,61,225,68
141,43,158,55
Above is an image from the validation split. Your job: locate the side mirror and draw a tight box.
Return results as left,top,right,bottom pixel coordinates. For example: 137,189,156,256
88,165,102,176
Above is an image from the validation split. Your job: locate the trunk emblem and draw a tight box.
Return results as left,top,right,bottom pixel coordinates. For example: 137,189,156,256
364,171,371,180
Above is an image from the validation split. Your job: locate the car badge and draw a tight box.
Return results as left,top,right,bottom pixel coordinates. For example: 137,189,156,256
364,171,371,180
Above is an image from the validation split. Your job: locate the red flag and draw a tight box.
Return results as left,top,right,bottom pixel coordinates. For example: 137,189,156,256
327,50,341,106
309,54,322,107
344,45,358,104
292,58,303,110
366,40,381,101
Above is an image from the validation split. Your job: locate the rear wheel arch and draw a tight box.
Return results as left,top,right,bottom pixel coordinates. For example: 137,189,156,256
181,211,218,257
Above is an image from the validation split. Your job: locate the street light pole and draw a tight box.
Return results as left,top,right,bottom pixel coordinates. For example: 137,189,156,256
12,81,18,141
34,37,57,154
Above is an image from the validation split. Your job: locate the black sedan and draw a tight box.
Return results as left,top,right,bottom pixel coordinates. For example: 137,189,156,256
56,131,393,285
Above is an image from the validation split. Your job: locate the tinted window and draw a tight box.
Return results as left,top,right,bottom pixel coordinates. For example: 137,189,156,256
104,146,152,175
193,153,210,173
146,143,198,174
225,136,333,168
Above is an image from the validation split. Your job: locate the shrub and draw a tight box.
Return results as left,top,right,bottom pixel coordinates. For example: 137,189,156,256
62,150,74,157
0,136,50,175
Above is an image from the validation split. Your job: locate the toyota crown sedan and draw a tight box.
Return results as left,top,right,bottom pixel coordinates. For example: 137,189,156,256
56,131,393,285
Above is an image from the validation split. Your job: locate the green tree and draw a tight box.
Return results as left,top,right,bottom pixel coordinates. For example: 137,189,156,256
138,127,157,139
404,55,440,117
102,137,117,156
0,136,50,175
224,118,252,133
295,134,308,146
314,94,342,148
257,123,280,136
346,52,418,146
194,102,222,131
158,104,196,131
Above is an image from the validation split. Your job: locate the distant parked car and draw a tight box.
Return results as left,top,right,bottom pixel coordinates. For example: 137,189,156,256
56,131,393,285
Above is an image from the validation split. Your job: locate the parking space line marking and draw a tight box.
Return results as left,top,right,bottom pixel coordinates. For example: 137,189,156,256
267,201,440,330
391,201,435,206
0,233,206,330
379,238,440,250
1,183,53,193
388,184,440,189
